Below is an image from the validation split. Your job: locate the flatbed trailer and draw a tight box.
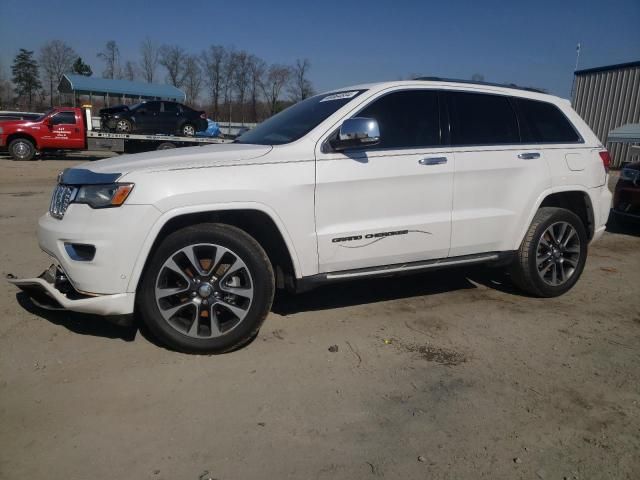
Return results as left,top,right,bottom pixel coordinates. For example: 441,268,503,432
0,106,229,161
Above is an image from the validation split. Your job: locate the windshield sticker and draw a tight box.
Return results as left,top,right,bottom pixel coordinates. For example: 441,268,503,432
320,91,360,102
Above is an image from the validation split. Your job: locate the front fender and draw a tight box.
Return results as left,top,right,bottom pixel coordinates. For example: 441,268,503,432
125,201,303,292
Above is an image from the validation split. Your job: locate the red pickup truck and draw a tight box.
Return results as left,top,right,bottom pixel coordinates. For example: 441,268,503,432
0,107,225,161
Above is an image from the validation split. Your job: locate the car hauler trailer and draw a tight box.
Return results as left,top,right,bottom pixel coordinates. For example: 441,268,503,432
0,106,229,161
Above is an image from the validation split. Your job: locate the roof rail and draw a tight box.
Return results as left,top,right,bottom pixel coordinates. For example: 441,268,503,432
414,77,547,94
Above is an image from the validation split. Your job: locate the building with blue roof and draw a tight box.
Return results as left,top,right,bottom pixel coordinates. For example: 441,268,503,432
58,74,186,106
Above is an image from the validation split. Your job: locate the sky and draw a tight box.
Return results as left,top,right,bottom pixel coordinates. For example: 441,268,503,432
1,0,639,99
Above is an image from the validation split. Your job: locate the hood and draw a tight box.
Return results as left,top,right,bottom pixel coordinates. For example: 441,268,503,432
0,118,37,128
74,143,273,177
99,105,129,115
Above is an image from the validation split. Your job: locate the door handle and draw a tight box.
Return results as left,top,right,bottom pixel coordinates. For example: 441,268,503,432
419,156,447,165
518,152,540,160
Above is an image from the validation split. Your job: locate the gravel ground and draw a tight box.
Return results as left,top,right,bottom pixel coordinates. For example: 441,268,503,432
0,154,638,480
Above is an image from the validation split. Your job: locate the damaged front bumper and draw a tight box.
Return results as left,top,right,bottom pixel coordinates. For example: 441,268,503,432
7,264,135,316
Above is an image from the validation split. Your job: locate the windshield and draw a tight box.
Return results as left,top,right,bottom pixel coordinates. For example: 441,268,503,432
236,90,365,145
35,108,55,121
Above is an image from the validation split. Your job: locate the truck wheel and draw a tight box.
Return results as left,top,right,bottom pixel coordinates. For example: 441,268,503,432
8,138,36,161
115,119,132,133
181,123,196,136
510,207,588,297
156,142,176,150
138,223,275,353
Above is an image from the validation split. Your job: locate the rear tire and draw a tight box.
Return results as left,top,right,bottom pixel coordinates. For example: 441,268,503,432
156,142,176,150
138,223,275,353
510,207,588,297
8,138,36,161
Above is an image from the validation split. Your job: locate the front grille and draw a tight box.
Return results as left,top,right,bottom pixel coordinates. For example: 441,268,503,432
49,184,77,219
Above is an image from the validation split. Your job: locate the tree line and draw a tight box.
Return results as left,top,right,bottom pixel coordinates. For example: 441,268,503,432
1,39,315,123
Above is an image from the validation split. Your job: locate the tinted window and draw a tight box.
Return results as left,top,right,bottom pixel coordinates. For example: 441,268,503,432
163,102,179,113
51,111,76,125
516,98,581,143
237,90,365,145
137,102,160,113
449,92,519,145
358,90,440,149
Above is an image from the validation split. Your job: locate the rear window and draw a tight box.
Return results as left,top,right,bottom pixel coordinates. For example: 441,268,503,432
515,98,581,143
449,92,519,145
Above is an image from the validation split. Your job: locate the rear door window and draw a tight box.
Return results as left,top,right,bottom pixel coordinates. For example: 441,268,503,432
515,98,581,143
163,102,179,113
358,90,440,149
448,92,519,145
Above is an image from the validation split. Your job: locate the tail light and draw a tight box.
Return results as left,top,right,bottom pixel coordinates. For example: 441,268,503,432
598,150,611,173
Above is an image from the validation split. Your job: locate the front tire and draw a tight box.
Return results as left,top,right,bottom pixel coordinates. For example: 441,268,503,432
115,119,133,133
8,138,36,161
510,207,588,297
181,123,196,136
138,223,275,353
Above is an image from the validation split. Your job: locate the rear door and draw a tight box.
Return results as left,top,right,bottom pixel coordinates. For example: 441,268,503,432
40,111,84,150
315,89,454,273
447,91,551,256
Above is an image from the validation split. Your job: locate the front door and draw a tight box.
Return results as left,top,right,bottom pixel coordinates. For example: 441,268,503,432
315,89,454,273
40,111,84,149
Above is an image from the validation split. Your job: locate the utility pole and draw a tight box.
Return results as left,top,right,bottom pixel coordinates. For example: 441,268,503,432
570,42,581,104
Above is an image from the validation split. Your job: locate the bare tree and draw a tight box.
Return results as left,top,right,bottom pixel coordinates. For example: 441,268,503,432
39,40,76,106
288,58,314,102
261,64,291,116
222,49,238,123
97,40,120,79
248,55,266,122
0,60,14,108
200,45,227,119
139,38,159,83
182,55,202,105
159,44,186,87
233,50,251,123
123,61,137,81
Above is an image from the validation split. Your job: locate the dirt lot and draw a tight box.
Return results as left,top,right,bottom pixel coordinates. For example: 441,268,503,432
0,154,638,480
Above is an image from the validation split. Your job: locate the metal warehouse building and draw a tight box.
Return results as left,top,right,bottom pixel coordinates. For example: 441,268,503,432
572,61,640,168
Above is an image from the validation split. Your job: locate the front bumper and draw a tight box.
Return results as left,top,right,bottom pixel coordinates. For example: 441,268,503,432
7,265,135,315
612,179,640,218
36,203,161,295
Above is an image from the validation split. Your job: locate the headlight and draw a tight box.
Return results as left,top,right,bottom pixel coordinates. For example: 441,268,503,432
74,183,134,208
620,168,639,183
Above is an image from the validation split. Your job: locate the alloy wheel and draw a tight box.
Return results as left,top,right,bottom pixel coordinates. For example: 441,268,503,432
154,243,254,338
12,141,31,159
182,124,195,136
535,221,581,286
116,120,131,132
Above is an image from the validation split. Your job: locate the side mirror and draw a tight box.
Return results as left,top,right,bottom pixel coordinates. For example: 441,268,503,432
44,117,53,127
331,117,380,151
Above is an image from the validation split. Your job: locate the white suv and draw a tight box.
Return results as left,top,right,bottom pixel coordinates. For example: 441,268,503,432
10,79,612,353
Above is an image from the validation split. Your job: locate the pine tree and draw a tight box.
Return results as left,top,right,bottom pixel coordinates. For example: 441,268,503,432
72,57,93,76
11,49,42,110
